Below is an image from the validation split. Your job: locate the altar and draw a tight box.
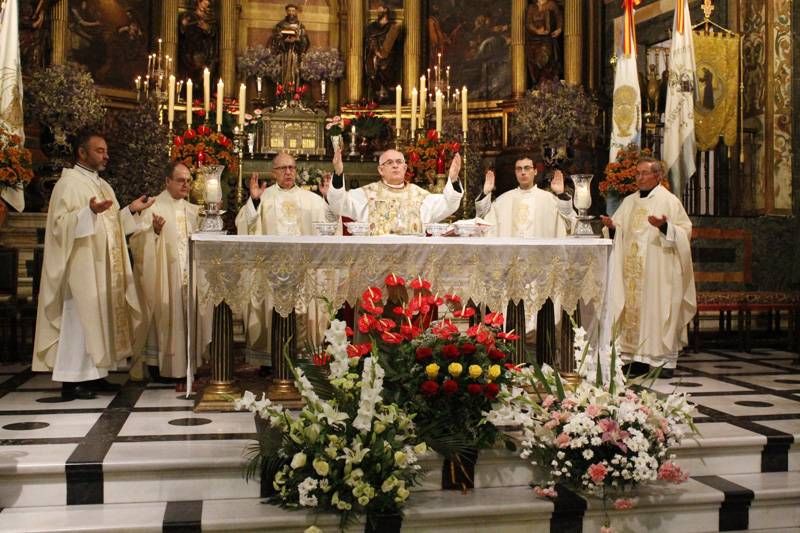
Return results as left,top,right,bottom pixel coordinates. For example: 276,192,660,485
188,234,613,403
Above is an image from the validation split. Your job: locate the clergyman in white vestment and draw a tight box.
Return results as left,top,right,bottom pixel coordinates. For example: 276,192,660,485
601,157,697,378
129,162,201,382
33,132,155,400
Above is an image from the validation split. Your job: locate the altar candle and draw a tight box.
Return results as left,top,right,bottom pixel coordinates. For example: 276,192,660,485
351,124,356,139
203,67,211,114
395,85,402,130
216,79,224,126
461,86,468,133
574,187,592,210
238,83,247,127
205,178,222,203
410,88,417,132
167,75,175,124
435,90,443,135
186,79,193,126
419,75,426,122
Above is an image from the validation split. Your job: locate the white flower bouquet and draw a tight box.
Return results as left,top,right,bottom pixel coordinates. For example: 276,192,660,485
486,326,697,532
236,319,425,531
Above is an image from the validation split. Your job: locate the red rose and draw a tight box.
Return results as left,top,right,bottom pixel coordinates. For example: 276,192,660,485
420,380,439,397
442,379,459,395
484,382,500,400
415,346,433,362
488,348,506,362
183,128,196,140
460,342,477,356
467,383,483,396
441,344,460,360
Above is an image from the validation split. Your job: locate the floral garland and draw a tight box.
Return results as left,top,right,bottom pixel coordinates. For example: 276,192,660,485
170,124,238,174
403,130,461,187
0,126,34,191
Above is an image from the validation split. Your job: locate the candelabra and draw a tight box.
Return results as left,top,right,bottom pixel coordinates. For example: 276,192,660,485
134,38,172,106
459,131,475,220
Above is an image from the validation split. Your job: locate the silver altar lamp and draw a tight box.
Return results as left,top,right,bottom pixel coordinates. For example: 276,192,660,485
199,164,226,233
571,174,595,237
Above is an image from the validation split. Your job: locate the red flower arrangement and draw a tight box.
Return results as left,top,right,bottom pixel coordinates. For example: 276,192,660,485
170,124,238,174
275,81,309,107
0,126,34,192
601,144,668,196
403,130,461,187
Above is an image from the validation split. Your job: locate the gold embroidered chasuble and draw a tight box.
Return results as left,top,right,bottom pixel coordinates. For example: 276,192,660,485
608,185,697,367
33,167,145,372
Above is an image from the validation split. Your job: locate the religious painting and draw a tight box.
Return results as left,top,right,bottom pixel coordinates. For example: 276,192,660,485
19,0,51,75
178,0,219,85
424,0,512,100
525,0,564,88
67,0,151,90
369,0,403,9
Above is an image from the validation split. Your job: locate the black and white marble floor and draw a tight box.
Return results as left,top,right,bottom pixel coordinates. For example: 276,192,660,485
0,348,797,532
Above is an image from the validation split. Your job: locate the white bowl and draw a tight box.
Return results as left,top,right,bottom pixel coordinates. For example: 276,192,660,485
425,223,449,237
312,222,338,236
344,221,371,236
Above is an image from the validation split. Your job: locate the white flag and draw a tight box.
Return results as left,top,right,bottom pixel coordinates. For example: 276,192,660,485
0,0,25,211
662,0,697,198
609,0,641,162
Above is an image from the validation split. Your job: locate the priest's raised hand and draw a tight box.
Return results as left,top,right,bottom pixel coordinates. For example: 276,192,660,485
249,172,268,200
129,194,156,214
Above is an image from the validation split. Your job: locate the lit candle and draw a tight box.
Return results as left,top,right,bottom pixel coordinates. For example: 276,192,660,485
176,80,183,102
435,89,443,135
167,75,175,125
410,88,417,133
419,75,426,123
575,186,591,210
351,124,356,140
395,85,402,130
238,83,246,127
205,178,222,203
461,86,468,134
203,67,210,115
186,79,193,126
216,79,224,126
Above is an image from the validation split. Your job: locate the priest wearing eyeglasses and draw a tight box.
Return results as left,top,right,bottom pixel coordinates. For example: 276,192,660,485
325,146,463,235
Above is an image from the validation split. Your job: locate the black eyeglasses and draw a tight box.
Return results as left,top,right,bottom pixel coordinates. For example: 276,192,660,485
274,165,297,172
380,159,407,167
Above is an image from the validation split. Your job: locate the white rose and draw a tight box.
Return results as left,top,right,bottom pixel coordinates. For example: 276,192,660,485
291,452,307,469
313,458,330,477
305,424,321,442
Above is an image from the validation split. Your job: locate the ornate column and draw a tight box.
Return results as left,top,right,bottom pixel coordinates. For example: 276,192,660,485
346,0,365,103
159,0,180,69
219,0,238,97
587,0,600,92
50,0,69,65
563,0,583,86
511,0,526,97
403,0,421,101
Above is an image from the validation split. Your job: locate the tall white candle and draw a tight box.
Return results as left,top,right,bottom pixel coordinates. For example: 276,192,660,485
435,90,443,135
419,75,427,123
205,178,222,203
167,75,175,124
185,79,193,126
410,88,417,133
395,85,402,130
574,187,591,210
203,67,211,114
238,83,246,126
461,86,468,134
216,79,224,126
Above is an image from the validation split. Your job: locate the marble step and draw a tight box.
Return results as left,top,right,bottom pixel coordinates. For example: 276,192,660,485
2,473,799,532
2,420,795,509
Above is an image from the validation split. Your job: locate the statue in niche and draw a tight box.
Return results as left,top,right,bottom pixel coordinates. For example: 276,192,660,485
364,4,403,103
178,0,218,84
525,0,562,87
270,3,310,88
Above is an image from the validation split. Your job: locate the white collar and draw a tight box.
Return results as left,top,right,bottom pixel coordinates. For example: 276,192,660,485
381,180,406,190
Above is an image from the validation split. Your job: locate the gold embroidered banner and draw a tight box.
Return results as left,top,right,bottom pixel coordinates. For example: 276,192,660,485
693,32,740,151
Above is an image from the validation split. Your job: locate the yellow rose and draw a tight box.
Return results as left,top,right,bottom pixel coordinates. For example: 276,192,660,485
448,362,463,377
488,364,502,380
468,364,483,379
425,363,440,379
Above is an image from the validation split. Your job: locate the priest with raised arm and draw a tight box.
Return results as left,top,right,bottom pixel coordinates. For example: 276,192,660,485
129,162,200,385
34,130,155,400
326,146,463,235
601,156,696,379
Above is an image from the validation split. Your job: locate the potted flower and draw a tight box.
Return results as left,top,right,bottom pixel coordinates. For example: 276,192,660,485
403,130,461,191
275,81,310,109
171,124,238,206
355,274,519,491
236,320,425,533
0,125,35,220
25,63,106,156
487,325,696,532
600,144,669,215
510,79,598,160
300,47,345,103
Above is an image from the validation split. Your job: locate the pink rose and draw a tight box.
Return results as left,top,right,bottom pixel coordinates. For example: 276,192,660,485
657,461,689,483
555,433,571,448
586,404,601,418
542,395,556,408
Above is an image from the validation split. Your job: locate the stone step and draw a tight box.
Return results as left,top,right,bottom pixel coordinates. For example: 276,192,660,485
2,474,799,532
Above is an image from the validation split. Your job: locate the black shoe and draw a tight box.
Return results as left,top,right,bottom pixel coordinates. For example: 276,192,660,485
622,362,651,377
86,378,120,393
658,368,675,379
61,383,96,400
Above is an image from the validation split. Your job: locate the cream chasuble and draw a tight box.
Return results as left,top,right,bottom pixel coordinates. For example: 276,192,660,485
477,186,575,238
235,185,338,357
608,185,697,368
129,190,201,378
327,179,462,235
33,166,145,380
